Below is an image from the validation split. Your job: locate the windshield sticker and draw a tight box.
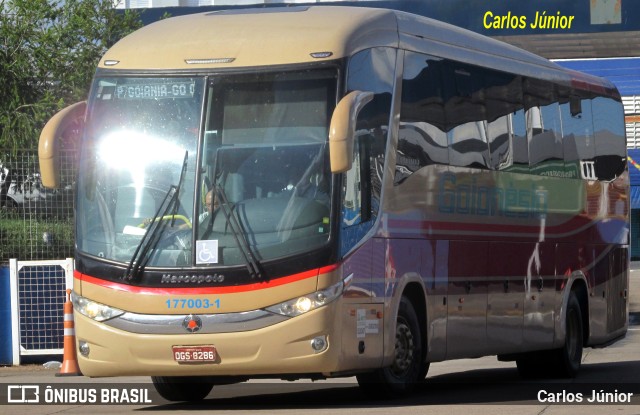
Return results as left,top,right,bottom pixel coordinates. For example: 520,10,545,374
196,240,219,264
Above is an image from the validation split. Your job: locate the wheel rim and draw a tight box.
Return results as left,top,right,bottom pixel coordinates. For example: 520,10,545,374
390,318,415,378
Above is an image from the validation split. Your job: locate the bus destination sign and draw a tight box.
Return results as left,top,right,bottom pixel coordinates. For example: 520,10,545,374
115,80,196,100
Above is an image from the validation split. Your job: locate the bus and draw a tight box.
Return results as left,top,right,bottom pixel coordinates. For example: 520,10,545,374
39,6,629,400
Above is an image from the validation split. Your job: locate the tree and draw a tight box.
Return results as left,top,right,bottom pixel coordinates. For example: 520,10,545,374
0,0,142,153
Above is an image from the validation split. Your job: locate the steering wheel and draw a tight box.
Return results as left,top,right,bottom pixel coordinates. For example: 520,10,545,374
138,214,192,229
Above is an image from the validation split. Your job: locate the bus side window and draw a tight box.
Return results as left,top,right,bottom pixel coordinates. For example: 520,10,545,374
591,96,627,181
509,109,529,173
342,138,367,227
444,64,489,169
340,47,394,255
397,51,448,184
340,130,384,255
486,72,523,171
528,103,564,176
560,96,595,179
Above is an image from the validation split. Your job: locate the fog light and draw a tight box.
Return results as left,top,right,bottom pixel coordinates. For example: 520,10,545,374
310,336,328,353
78,341,90,357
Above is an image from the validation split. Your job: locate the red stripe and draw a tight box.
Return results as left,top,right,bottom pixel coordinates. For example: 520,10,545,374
74,264,339,295
387,215,591,235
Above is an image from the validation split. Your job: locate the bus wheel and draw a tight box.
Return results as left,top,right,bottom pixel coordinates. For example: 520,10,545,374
516,292,583,379
151,376,213,401
356,297,423,398
552,292,583,377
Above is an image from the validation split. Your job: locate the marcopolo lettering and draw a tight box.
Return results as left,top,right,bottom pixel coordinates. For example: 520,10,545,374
161,273,225,284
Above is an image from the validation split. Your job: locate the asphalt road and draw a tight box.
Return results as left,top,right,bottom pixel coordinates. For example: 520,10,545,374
2,269,640,414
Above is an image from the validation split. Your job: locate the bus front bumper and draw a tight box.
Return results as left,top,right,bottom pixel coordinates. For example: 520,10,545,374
73,305,344,377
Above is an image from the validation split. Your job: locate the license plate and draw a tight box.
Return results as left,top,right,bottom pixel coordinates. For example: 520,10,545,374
172,345,217,363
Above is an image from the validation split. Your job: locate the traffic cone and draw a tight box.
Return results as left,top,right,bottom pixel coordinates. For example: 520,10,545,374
56,289,82,376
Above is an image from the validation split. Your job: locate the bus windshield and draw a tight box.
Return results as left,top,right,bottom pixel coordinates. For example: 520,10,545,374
77,70,336,269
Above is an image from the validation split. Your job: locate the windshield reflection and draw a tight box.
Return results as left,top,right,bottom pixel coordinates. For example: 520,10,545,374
77,70,336,271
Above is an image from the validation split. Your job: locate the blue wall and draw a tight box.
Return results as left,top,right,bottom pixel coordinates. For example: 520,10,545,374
0,266,12,365
138,0,640,36
556,58,640,96
628,149,640,210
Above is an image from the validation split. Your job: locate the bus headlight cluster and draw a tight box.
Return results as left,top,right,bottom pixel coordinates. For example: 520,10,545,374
71,292,125,322
264,277,348,317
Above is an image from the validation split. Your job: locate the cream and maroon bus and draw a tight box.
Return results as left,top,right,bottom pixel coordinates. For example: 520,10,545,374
39,6,629,401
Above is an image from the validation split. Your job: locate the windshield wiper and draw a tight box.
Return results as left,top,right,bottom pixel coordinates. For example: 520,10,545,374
170,153,189,226
211,182,263,279
123,152,188,282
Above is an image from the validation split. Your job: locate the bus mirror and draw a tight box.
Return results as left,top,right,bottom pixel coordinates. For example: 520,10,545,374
329,90,374,173
38,101,86,188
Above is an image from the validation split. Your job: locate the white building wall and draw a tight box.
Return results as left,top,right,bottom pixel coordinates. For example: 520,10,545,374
624,96,640,148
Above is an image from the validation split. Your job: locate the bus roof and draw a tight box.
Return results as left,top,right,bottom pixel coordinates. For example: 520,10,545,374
100,6,396,70
99,6,617,96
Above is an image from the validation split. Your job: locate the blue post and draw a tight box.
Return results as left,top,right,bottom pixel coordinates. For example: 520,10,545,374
0,266,12,365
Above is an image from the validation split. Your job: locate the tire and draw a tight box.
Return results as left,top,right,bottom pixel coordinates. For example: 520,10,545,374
151,376,214,402
357,297,423,398
515,292,583,379
552,292,583,377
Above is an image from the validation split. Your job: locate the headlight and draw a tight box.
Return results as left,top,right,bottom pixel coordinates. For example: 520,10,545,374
264,276,350,317
71,292,125,322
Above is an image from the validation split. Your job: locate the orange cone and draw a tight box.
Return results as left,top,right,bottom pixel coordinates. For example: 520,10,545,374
56,289,82,376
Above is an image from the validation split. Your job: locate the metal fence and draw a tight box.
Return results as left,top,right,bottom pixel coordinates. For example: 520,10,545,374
0,149,76,264
7,258,74,364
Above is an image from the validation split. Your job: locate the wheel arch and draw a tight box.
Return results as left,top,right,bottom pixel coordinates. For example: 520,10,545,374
557,273,589,347
357,277,427,397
